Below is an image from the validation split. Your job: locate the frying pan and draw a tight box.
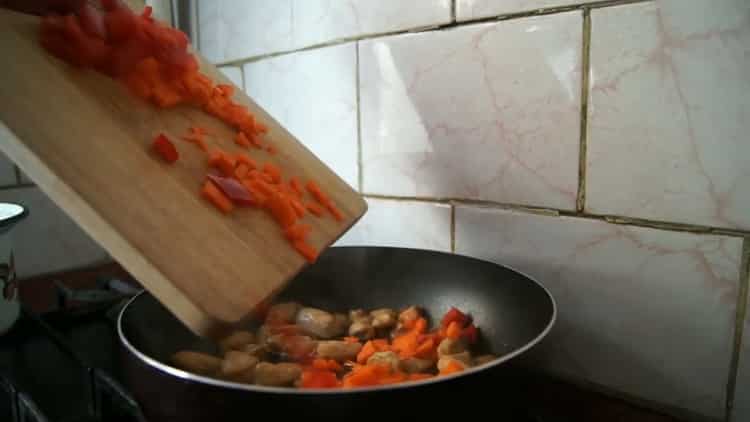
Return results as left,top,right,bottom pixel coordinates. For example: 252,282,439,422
117,246,556,421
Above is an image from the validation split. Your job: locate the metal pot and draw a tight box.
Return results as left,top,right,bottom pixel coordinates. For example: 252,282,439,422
118,246,556,420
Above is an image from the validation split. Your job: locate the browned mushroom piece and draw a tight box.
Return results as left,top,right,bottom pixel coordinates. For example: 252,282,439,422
218,331,256,354
437,353,471,372
265,302,301,325
171,351,222,376
253,362,302,387
349,309,369,322
400,357,434,374
219,351,259,383
348,319,375,340
296,308,348,339
398,306,422,325
370,308,397,329
473,354,496,366
316,340,362,362
437,338,467,357
256,325,271,345
240,343,269,360
367,351,401,371
266,334,317,359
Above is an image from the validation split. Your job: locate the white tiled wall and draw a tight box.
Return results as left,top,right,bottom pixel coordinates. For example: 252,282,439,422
455,207,742,418
197,0,750,419
587,0,750,231
457,0,599,21
335,198,451,252
198,0,452,63
243,43,358,188
359,12,581,209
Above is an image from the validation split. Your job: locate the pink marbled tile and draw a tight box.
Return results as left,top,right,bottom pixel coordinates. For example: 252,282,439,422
335,198,451,252
457,0,599,21
587,0,750,230
360,12,582,210
455,206,743,418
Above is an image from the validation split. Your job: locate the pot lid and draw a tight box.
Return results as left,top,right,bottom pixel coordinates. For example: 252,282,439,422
0,202,27,232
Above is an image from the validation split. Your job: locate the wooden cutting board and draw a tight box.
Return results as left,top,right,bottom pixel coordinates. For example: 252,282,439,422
0,8,367,338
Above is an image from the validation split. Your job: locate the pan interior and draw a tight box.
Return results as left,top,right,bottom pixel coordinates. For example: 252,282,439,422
119,246,555,380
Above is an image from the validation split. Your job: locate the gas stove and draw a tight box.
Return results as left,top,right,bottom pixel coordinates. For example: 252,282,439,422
0,266,678,422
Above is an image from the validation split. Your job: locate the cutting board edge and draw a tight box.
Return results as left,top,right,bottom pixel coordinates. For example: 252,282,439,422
0,121,223,337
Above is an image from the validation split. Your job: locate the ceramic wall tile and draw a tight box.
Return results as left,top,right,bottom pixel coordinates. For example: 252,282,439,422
0,152,17,187
455,206,743,418
0,187,109,279
292,0,452,48
218,66,243,87
335,198,451,252
457,0,599,21
360,13,581,210
198,0,295,63
587,0,750,230
243,43,358,188
198,0,451,63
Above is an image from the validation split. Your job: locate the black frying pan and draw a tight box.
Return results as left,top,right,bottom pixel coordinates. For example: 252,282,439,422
117,246,556,421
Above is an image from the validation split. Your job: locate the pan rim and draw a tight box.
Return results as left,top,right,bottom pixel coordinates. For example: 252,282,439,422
117,246,557,395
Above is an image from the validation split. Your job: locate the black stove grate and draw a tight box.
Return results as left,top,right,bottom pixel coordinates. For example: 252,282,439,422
0,302,147,422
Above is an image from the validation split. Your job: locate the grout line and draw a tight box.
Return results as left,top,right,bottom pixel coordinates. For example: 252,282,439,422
361,193,750,237
450,205,456,253
355,42,364,193
212,0,654,67
451,0,457,22
576,8,591,213
726,239,750,421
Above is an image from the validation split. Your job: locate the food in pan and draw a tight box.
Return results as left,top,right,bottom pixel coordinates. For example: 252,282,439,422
171,304,495,389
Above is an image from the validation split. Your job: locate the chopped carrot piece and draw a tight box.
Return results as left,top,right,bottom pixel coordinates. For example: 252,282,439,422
439,360,464,375
234,163,250,180
234,131,251,148
391,332,419,359
414,318,428,334
255,122,268,134
305,180,330,204
241,180,267,205
208,149,224,167
413,338,436,360
293,240,318,263
306,202,325,217
248,178,276,198
151,133,178,163
266,192,297,228
201,180,233,214
312,359,342,372
284,224,311,241
290,198,306,218
216,154,236,177
445,321,462,339
289,177,303,196
343,336,360,344
235,153,257,169
325,203,344,221
262,163,282,184
300,370,340,388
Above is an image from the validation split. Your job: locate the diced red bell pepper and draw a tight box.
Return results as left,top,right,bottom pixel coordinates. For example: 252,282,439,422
206,174,256,206
461,324,479,344
151,134,178,163
440,307,469,329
